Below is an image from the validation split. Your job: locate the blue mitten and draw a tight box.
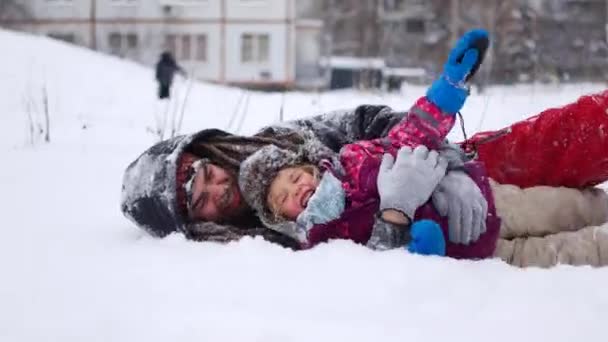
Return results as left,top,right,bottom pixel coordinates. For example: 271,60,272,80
407,219,446,256
426,28,489,114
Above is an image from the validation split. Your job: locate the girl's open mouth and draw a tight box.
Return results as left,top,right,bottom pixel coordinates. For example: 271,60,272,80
300,189,314,208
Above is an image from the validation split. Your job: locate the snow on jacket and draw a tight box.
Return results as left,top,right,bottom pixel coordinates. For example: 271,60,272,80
304,96,501,259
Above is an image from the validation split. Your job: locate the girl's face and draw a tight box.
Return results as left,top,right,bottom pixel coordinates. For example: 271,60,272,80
267,165,319,221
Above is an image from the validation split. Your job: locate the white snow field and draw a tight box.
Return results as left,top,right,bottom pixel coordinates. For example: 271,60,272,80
2,29,608,342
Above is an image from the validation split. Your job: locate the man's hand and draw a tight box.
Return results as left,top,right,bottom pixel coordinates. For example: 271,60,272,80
431,171,488,245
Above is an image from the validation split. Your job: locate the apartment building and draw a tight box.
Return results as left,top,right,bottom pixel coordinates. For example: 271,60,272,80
1,0,325,89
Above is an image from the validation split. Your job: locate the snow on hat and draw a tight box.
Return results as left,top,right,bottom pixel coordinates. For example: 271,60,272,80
175,153,211,220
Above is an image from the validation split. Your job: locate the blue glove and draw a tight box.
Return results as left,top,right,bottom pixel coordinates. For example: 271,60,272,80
407,219,446,256
427,28,489,114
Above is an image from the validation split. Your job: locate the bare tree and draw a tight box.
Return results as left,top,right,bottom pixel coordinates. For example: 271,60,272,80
0,0,31,23
324,0,380,57
42,84,51,143
323,0,608,86
323,0,382,89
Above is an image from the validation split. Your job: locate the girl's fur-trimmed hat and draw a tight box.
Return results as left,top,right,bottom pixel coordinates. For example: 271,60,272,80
238,131,339,241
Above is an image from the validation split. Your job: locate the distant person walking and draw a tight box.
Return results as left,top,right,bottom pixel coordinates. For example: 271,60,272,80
155,51,185,100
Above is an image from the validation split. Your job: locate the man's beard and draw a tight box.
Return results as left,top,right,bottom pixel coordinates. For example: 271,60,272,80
217,201,260,228
215,170,260,228
217,181,237,211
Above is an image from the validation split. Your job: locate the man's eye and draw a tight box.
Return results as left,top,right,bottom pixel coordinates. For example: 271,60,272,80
294,173,301,183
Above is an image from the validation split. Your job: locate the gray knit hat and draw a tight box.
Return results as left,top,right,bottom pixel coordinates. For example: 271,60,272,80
238,131,339,240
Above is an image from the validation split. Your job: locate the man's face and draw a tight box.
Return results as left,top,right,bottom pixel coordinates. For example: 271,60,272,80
188,163,248,223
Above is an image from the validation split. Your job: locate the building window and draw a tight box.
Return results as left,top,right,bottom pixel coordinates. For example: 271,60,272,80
126,33,138,49
109,33,122,55
108,32,139,58
48,32,76,44
165,34,207,61
241,34,254,62
405,19,424,33
195,34,207,61
181,35,191,60
258,34,269,61
241,33,270,63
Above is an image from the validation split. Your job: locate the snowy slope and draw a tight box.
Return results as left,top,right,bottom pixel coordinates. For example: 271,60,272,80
1,29,608,342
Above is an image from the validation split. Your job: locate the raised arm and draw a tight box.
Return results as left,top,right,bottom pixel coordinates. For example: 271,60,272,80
369,29,491,250
382,96,458,151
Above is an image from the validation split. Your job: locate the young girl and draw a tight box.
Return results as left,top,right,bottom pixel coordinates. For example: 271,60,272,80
239,29,495,256
238,30,608,267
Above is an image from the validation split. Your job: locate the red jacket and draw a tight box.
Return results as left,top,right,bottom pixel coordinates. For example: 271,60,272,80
463,89,608,189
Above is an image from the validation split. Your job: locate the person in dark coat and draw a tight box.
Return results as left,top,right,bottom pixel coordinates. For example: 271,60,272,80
155,51,185,100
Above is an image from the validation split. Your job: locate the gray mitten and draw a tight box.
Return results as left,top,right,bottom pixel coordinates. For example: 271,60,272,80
431,170,488,245
377,145,448,219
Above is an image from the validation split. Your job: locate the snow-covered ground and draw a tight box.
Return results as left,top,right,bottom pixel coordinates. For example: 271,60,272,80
2,29,608,342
